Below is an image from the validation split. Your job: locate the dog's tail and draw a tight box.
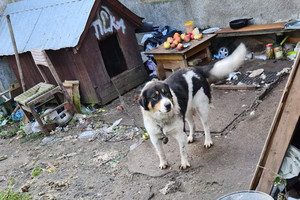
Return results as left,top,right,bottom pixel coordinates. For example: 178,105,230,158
203,43,247,82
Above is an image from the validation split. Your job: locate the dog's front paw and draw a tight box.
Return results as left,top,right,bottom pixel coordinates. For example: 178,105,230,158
187,136,194,143
159,162,169,169
204,140,213,148
179,161,190,170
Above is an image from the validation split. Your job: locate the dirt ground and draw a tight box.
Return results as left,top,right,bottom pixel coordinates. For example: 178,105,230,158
0,58,294,200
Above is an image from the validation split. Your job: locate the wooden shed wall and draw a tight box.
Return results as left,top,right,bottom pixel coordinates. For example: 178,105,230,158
8,53,44,89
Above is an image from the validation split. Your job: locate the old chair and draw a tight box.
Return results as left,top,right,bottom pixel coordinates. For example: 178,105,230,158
14,49,75,135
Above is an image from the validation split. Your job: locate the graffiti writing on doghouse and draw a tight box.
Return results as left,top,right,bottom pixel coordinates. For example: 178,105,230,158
91,6,126,39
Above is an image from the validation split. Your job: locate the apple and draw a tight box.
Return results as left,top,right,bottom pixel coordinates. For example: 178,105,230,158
190,34,194,40
166,37,173,43
173,32,180,39
163,41,171,49
173,40,179,46
187,33,192,37
170,43,177,48
194,33,203,40
184,35,191,43
180,33,186,40
177,43,183,51
174,36,182,43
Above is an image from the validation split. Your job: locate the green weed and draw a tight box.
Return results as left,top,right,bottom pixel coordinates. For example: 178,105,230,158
31,167,42,178
0,179,31,200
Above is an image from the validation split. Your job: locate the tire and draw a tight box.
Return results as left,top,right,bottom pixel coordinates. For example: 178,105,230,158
218,46,231,57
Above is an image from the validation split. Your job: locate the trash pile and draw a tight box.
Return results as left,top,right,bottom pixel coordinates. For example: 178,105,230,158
223,67,291,88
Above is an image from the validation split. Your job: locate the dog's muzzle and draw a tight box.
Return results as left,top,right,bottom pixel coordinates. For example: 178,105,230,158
165,102,171,112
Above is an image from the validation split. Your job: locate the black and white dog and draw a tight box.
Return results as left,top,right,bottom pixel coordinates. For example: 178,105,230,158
139,43,247,169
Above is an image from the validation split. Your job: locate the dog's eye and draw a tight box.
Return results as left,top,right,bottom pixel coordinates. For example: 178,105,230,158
152,96,158,100
151,94,158,100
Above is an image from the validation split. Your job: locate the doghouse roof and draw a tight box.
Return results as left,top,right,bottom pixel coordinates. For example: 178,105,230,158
0,0,142,56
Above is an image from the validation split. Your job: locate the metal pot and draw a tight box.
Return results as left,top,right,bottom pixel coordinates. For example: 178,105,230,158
230,18,253,29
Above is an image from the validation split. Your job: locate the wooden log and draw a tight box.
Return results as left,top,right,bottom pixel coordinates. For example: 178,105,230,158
6,15,26,92
212,84,257,90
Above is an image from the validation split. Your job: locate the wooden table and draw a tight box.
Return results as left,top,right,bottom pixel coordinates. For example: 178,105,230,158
145,34,216,79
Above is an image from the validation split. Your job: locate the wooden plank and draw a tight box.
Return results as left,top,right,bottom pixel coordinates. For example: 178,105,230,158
287,37,300,44
184,41,210,59
212,84,256,90
153,54,184,61
27,86,61,105
250,50,300,193
100,66,146,105
188,58,202,66
160,60,186,70
215,22,286,34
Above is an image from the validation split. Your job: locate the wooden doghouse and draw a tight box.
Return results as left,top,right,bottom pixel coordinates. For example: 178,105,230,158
0,0,147,105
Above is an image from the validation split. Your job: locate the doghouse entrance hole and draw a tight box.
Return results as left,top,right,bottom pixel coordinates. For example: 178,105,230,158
99,34,127,77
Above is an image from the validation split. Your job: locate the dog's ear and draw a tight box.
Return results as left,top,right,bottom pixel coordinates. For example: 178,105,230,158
139,95,149,110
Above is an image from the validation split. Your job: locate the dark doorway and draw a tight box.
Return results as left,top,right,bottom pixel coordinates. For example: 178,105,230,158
99,34,127,77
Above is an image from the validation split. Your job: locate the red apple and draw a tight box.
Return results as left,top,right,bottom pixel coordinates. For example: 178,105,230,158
184,35,191,43
170,43,176,48
177,43,183,51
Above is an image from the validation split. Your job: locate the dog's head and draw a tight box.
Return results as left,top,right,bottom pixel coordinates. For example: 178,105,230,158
139,81,173,113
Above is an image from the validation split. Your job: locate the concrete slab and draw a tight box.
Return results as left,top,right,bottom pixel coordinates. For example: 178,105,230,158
127,136,230,177
126,76,288,199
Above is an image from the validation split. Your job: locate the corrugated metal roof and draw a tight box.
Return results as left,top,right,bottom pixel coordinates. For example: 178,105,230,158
0,0,95,56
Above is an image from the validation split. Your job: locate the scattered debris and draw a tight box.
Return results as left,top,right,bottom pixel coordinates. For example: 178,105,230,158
92,151,120,166
21,183,30,192
117,105,124,111
40,135,57,146
249,110,256,119
254,54,267,60
226,72,241,81
78,130,97,139
103,118,122,133
56,152,77,160
142,132,149,140
130,139,144,151
248,68,264,78
223,69,281,89
38,192,45,196
160,181,181,195
277,67,291,76
0,155,8,161
40,194,55,200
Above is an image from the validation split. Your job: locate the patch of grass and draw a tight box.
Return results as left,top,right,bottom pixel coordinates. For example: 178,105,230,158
20,132,44,143
0,125,21,139
0,179,31,200
31,167,42,178
67,117,78,125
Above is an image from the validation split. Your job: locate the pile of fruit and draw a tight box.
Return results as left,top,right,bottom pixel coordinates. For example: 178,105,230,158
163,28,203,50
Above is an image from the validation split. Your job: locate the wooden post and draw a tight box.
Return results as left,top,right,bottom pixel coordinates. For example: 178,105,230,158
6,14,26,92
